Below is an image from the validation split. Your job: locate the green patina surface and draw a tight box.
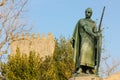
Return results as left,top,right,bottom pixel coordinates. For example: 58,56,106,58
72,8,102,76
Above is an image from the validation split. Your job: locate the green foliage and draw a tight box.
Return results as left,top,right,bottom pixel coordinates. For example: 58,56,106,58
52,37,74,79
2,48,42,80
2,36,74,80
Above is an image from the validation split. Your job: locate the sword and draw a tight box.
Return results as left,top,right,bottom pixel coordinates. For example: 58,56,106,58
96,6,105,75
98,6,105,32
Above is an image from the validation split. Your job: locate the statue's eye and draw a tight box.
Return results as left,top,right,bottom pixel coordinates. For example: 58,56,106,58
87,12,91,13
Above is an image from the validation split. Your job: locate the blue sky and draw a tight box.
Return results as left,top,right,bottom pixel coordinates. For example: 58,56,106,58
27,0,120,60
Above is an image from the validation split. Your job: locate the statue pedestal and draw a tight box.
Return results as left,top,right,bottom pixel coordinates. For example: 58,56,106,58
69,75,102,80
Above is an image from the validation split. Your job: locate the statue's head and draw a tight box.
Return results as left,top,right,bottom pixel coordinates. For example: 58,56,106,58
85,8,92,19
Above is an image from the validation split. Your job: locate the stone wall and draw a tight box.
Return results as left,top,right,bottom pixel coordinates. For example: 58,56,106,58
69,75,102,80
10,32,55,58
69,72,120,80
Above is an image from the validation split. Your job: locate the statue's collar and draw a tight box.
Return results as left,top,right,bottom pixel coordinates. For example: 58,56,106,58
84,18,93,22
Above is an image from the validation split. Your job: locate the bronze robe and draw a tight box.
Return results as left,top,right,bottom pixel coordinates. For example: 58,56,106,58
72,18,98,69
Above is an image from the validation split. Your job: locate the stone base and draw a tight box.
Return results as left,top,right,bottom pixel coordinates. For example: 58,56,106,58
69,75,102,80
103,72,120,80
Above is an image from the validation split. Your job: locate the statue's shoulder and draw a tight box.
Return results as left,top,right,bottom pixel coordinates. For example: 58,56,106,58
91,20,96,26
79,18,85,22
90,19,96,23
79,18,85,24
77,18,96,26
81,18,96,23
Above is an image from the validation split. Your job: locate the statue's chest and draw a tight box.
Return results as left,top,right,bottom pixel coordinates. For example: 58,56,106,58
85,20,95,28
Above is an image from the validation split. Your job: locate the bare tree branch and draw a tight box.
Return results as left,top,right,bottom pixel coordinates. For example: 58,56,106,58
0,0,6,6
100,54,120,78
0,0,30,55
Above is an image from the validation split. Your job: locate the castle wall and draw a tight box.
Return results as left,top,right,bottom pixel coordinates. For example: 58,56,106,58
10,32,55,58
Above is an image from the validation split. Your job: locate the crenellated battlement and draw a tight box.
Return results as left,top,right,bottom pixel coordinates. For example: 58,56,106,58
10,32,55,58
10,32,54,40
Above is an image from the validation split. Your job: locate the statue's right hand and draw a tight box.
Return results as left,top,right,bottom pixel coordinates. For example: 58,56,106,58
97,32,102,37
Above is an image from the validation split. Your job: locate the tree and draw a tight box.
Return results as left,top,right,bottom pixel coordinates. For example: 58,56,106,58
0,0,6,6
2,48,42,80
99,54,120,78
1,36,74,80
46,37,74,80
0,0,30,55
0,0,30,78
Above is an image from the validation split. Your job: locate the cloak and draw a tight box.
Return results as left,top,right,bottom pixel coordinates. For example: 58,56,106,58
72,19,102,71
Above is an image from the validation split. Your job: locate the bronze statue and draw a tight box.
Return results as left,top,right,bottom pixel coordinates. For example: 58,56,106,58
72,7,104,76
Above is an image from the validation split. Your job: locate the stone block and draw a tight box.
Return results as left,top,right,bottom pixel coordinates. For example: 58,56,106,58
69,75,102,80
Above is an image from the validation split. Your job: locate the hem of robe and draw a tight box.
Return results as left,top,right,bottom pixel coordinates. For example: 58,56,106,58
80,63,94,68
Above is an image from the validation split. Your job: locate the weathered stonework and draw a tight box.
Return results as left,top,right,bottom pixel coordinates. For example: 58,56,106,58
69,75,102,80
69,72,120,80
10,32,55,58
103,72,120,80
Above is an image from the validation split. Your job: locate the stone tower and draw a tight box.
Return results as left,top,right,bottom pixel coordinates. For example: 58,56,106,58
10,32,55,58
